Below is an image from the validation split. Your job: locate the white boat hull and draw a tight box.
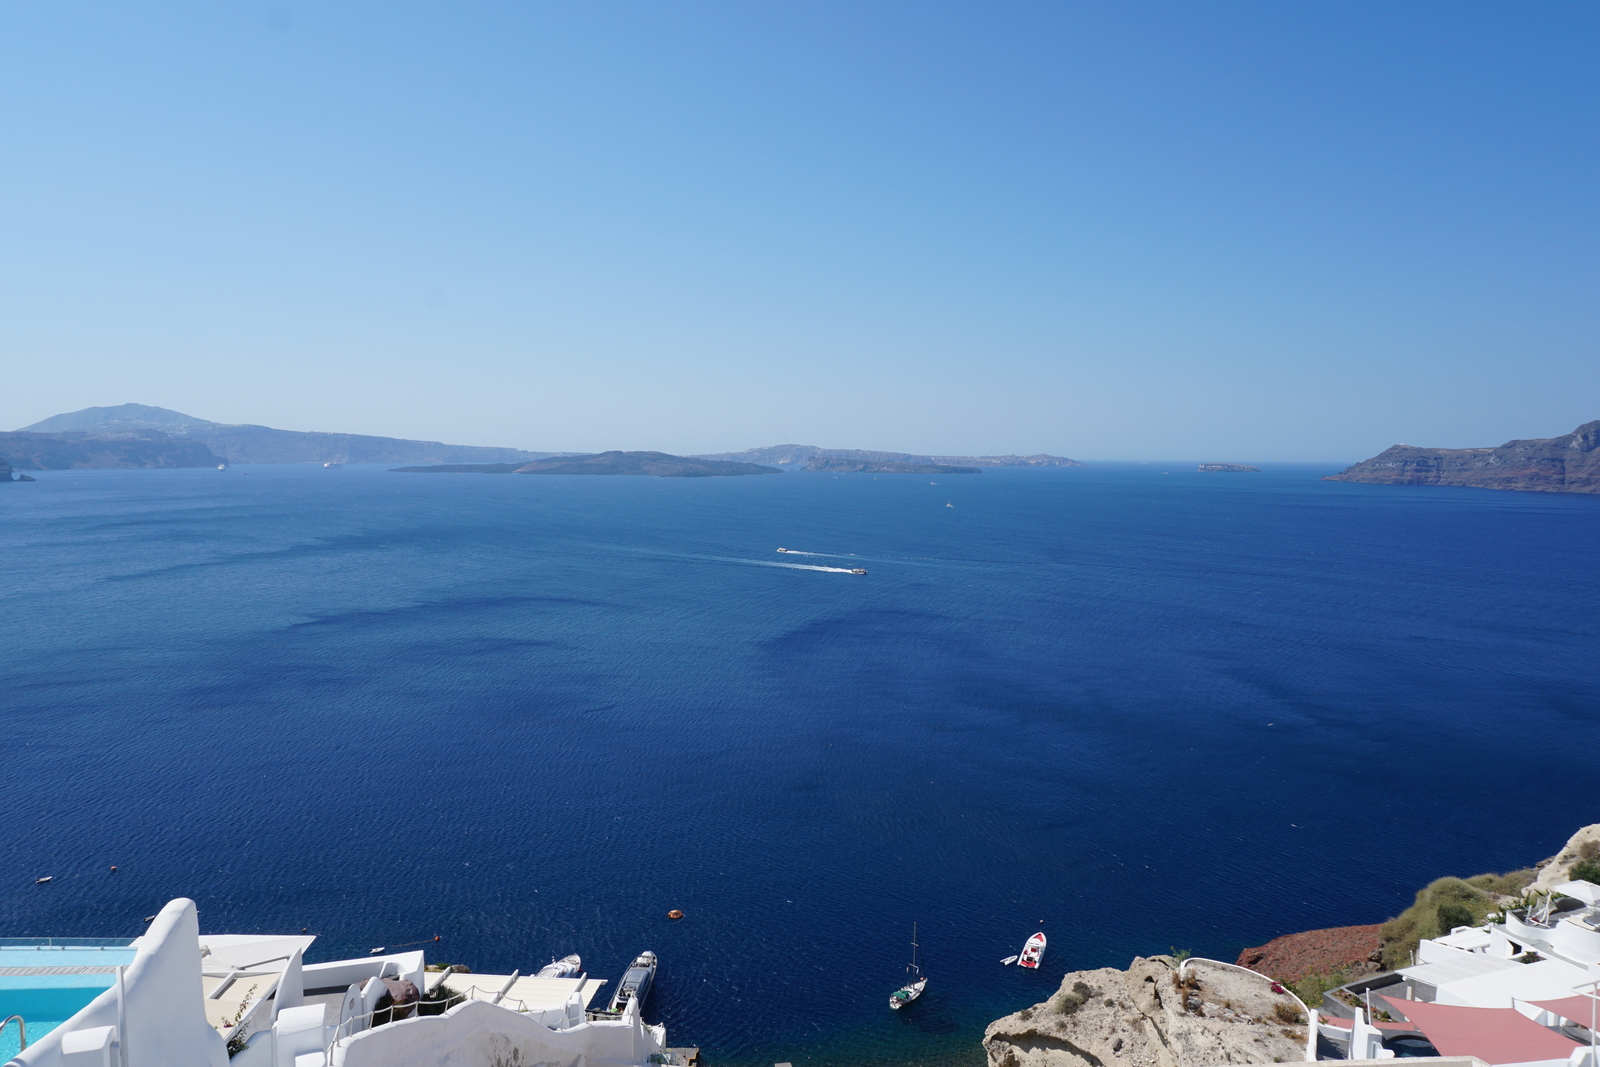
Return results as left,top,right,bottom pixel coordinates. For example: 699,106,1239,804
536,953,582,978
889,977,926,1009
1018,932,1046,970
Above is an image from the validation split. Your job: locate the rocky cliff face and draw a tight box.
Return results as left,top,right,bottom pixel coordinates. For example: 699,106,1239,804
1235,925,1383,985
1327,420,1600,494
1531,823,1600,893
0,430,221,469
983,956,1306,1067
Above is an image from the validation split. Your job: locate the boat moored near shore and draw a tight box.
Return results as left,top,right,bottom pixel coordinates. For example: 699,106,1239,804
607,951,658,1015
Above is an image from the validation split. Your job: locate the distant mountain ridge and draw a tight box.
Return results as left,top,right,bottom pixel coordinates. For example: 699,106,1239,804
0,429,220,471
693,444,1083,468
1327,420,1600,494
11,404,553,467
22,404,223,434
393,452,778,478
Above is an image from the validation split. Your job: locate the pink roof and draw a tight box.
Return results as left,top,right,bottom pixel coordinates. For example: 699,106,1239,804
1380,996,1581,1064
1530,994,1600,1026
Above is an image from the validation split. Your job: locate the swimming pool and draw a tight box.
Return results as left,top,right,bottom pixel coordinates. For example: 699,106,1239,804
0,942,136,1058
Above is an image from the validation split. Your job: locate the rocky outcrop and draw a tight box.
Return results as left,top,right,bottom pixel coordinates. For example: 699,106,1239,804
1326,420,1600,494
0,430,221,469
983,956,1305,1067
1235,925,1383,985
1531,823,1600,893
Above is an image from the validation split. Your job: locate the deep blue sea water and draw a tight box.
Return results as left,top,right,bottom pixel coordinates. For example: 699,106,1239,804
2,463,1598,1066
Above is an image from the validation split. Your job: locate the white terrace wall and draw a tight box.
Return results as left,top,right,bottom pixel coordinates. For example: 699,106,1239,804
330,998,664,1067
11,898,226,1067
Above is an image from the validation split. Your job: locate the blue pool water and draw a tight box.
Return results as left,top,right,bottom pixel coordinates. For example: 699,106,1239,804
0,980,118,1059
0,945,132,1055
1,463,1597,1066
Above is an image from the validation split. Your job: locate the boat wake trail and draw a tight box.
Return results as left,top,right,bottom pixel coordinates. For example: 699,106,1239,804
632,548,861,574
719,556,857,574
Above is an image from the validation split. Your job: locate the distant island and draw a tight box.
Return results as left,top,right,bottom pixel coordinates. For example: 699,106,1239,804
394,451,779,478
806,457,980,474
693,444,1083,470
1198,463,1261,472
1327,420,1600,494
0,428,221,471
389,463,525,474
10,404,554,469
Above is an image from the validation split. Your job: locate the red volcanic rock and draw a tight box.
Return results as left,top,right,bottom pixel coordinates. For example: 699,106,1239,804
1236,924,1384,984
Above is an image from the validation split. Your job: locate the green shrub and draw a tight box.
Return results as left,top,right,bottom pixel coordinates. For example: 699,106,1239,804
1273,1002,1307,1025
1289,968,1350,1007
1570,860,1600,887
1380,876,1504,968
1437,902,1475,932
1055,981,1094,1015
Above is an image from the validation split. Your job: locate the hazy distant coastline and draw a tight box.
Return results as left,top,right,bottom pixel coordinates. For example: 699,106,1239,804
393,452,778,478
11,404,553,469
693,444,1083,469
4,405,1085,474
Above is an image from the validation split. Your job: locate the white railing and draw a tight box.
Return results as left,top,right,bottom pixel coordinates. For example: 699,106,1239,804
1178,955,1317,1063
325,982,591,1054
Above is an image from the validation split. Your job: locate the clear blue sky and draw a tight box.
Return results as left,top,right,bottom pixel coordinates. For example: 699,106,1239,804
2,2,1596,460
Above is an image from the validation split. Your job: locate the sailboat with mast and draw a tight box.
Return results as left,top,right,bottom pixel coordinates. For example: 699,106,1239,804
888,923,927,1010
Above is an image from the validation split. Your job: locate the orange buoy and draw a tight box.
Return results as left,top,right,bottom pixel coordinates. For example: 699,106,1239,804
668,910,684,920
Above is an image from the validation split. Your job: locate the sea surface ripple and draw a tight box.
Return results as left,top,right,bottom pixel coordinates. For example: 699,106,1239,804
2,463,1598,1067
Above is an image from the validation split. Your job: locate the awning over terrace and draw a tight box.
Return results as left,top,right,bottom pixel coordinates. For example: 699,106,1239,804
1529,993,1600,1026
1380,996,1581,1065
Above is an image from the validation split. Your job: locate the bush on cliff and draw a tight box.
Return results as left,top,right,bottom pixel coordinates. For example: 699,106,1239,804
1379,871,1532,969
1288,968,1350,1009
1570,861,1600,886
1054,981,1094,1015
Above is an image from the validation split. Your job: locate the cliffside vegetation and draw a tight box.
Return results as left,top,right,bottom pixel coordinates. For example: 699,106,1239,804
1377,870,1535,969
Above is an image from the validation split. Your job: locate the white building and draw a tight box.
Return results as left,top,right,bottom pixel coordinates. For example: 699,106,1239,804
3,898,676,1067
1312,881,1600,1064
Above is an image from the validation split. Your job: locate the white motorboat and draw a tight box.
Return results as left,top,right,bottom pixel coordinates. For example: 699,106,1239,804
1000,955,1019,966
536,953,581,978
888,923,925,1010
607,951,657,1014
1018,931,1046,970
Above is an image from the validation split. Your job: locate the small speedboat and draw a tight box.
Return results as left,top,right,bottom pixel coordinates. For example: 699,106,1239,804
776,547,790,553
850,568,867,575
1018,932,1046,969
537,954,582,978
608,951,657,1014
1000,955,1019,966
